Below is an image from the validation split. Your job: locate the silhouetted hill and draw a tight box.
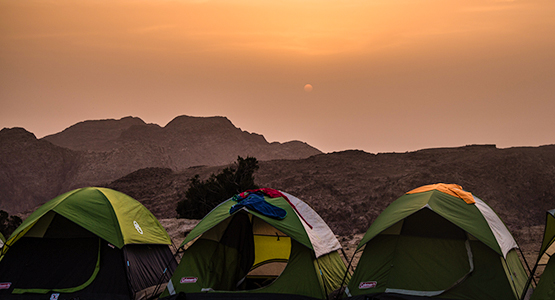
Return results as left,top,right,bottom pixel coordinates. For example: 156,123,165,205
1,115,321,214
0,128,82,213
105,144,555,243
43,115,321,170
3,123,554,267
42,116,147,152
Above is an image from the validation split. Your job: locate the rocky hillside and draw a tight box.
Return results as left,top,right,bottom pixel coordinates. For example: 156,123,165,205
43,116,320,168
0,116,321,214
0,128,82,214
104,144,555,259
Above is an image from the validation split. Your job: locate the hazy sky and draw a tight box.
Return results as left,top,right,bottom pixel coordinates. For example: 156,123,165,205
1,0,554,153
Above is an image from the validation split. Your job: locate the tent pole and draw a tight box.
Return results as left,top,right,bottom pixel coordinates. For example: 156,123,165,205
518,246,538,287
520,259,539,300
149,241,184,300
340,247,356,274
335,248,357,300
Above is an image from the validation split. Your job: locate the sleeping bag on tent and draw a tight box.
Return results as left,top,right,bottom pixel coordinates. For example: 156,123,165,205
345,183,528,300
0,187,177,300
160,188,349,300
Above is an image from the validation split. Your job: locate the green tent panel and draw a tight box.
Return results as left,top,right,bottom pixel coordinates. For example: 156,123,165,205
347,183,528,300
161,189,349,300
4,187,171,249
539,209,555,256
530,209,555,300
182,196,312,251
0,187,177,300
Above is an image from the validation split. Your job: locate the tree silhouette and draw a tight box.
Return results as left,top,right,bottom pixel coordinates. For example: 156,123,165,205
0,210,22,239
176,156,259,219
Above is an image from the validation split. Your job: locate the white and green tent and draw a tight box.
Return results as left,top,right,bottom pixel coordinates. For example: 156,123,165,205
0,232,5,248
0,187,177,300
528,209,555,300
160,189,349,300
346,183,527,300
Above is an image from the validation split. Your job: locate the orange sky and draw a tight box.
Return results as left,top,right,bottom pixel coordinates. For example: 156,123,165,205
1,0,554,153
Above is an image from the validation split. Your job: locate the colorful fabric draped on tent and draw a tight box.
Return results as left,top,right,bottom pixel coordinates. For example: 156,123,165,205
0,187,177,300
160,189,349,300
528,209,555,300
345,183,527,300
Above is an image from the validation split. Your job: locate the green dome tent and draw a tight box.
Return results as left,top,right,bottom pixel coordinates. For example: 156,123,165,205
160,188,349,300
528,209,555,300
345,183,528,300
0,187,177,300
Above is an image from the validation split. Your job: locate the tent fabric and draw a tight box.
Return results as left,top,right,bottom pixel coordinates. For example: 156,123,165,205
3,187,171,249
0,237,132,299
285,191,342,258
1,237,101,294
347,183,527,300
0,187,177,300
123,244,177,295
407,183,475,204
473,196,519,258
161,292,323,300
180,191,341,258
357,185,518,258
531,252,555,300
161,189,348,300
529,209,555,300
539,209,555,256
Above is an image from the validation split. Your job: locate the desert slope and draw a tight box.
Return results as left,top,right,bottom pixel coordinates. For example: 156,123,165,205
0,115,321,214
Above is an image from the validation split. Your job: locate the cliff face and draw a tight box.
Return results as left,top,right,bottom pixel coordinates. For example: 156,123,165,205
0,128,81,213
2,115,321,214
42,116,147,152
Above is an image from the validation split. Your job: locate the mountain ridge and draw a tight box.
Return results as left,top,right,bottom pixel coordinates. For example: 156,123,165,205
101,143,555,237
0,115,321,214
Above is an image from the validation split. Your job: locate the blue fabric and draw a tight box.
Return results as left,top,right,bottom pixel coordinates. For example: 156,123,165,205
229,193,287,219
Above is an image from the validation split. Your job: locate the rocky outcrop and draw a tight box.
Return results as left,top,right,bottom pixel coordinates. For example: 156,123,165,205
2,115,321,214
0,128,81,214
42,115,321,186
43,116,147,152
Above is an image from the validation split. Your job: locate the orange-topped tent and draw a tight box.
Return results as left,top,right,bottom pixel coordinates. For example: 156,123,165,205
346,183,528,300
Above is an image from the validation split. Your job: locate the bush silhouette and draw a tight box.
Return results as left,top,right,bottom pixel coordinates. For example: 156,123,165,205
176,156,259,219
0,210,22,239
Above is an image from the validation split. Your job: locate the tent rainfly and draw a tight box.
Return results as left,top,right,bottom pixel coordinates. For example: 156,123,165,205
0,187,177,300
527,209,555,300
345,183,528,300
160,188,349,300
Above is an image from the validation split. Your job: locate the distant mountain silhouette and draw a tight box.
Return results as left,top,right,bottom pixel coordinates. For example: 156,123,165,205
0,115,321,214
3,120,554,265
0,128,81,214
106,144,555,239
43,115,321,167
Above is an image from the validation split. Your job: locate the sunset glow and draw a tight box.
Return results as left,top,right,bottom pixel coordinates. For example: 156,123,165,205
1,0,554,153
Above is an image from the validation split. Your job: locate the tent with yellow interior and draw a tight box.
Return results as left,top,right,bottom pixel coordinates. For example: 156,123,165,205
160,188,349,300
